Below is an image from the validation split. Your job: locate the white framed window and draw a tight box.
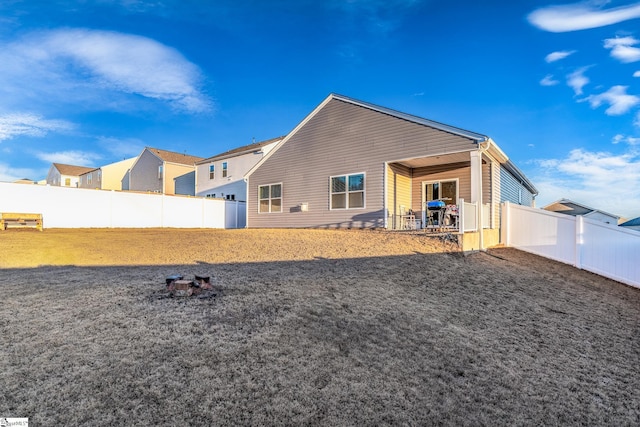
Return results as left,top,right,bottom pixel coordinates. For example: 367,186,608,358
209,164,215,180
88,174,92,185
222,162,228,178
258,183,282,213
158,165,163,179
330,173,365,209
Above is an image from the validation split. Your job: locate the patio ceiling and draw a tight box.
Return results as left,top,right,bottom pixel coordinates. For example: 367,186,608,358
393,151,472,169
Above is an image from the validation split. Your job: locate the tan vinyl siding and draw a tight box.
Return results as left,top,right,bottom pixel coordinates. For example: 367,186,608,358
248,98,478,228
411,162,472,220
387,163,411,228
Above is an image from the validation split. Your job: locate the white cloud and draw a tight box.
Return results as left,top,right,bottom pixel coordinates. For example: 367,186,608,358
583,85,640,115
532,148,640,218
634,71,640,77
567,67,590,95
528,1,640,33
0,113,75,141
0,28,211,113
612,134,640,145
635,111,640,127
35,150,102,167
540,74,560,86
545,50,576,63
604,36,640,63
0,162,41,182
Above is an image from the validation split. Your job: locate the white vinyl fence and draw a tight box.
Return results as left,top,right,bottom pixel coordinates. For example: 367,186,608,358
0,182,245,229
501,201,640,288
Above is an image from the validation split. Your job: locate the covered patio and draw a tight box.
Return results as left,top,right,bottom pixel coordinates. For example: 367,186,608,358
384,143,502,251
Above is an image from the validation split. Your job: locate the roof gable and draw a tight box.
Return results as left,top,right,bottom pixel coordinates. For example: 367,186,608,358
53,163,96,176
543,198,619,219
146,147,204,166
331,94,488,142
197,136,284,164
245,93,535,194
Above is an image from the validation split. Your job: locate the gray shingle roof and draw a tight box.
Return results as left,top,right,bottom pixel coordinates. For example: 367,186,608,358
146,147,204,165
197,136,284,164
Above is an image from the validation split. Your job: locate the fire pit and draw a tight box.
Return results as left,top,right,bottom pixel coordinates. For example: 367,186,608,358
166,274,214,298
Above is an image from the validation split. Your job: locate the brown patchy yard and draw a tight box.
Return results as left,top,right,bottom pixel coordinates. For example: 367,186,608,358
0,228,639,426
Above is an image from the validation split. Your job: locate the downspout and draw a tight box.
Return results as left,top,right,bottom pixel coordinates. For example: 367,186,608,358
477,138,491,251
244,177,249,228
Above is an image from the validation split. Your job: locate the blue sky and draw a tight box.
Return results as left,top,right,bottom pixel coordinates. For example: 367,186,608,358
1,1,640,218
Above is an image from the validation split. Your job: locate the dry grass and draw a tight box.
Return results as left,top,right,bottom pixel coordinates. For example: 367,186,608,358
1,229,639,425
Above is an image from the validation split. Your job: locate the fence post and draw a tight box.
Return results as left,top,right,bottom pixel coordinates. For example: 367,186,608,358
575,215,583,270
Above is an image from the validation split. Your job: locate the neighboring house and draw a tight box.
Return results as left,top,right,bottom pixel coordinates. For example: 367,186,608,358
128,147,204,195
174,171,196,196
195,136,283,201
13,178,37,184
101,157,137,190
542,199,620,225
78,157,137,190
46,163,96,188
619,217,640,232
246,94,537,250
78,168,101,189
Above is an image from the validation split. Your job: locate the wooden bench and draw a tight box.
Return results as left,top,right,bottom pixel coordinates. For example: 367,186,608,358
0,212,43,231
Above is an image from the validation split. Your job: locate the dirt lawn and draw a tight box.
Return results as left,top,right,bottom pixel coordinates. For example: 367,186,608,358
1,228,639,426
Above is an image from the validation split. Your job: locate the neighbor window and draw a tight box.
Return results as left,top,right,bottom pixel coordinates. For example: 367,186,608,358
88,174,92,185
209,164,215,180
222,162,228,178
158,165,163,179
258,183,282,213
64,178,71,186
330,173,365,209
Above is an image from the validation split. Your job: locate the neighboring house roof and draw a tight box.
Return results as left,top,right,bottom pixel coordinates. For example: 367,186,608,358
619,216,640,227
196,136,285,165
543,198,620,220
146,147,204,165
53,163,96,176
245,93,537,195
79,168,100,176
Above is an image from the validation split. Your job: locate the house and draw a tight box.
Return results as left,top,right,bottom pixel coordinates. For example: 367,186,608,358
46,163,96,188
78,168,101,189
195,136,283,201
13,178,38,185
245,94,538,250
128,147,204,195
542,199,620,225
78,157,137,191
102,157,137,190
619,217,640,232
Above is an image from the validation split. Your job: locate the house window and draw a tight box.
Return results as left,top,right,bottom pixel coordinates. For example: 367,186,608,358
209,165,215,180
330,173,365,209
64,178,71,186
158,165,163,179
259,183,282,213
222,162,228,178
88,174,92,185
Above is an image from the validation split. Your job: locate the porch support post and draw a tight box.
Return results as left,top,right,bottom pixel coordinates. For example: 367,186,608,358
383,162,388,229
470,150,484,250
